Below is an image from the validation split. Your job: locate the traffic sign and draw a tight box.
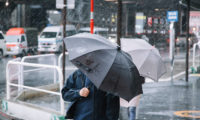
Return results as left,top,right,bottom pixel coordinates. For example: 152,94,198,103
56,0,75,9
167,11,178,22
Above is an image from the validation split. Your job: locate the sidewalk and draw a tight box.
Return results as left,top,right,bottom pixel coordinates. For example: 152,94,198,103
136,76,200,120
0,110,22,120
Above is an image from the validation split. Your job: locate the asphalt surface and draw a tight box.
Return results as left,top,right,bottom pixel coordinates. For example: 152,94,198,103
135,76,200,120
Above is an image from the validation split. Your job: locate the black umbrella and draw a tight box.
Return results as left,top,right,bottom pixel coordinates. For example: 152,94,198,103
64,33,142,101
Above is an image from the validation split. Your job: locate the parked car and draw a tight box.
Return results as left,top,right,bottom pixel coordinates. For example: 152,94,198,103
176,33,198,47
0,31,7,59
78,27,109,38
5,27,38,56
38,25,76,53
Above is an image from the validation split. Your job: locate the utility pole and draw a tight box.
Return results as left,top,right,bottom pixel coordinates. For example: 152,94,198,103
117,0,122,46
186,0,190,82
62,0,67,84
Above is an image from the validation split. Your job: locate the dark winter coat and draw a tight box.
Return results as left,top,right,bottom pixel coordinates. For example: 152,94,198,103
61,70,120,120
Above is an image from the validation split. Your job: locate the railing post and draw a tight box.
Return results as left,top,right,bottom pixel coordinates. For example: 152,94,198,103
6,63,10,100
54,55,57,83
19,63,23,92
57,67,64,114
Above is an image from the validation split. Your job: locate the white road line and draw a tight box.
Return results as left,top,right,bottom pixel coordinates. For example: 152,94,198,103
146,70,192,83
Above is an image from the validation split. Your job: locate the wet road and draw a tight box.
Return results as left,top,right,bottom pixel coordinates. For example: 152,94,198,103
137,77,200,120
0,47,200,120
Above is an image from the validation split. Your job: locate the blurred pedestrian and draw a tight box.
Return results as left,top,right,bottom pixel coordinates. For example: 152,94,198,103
61,69,120,120
119,76,145,120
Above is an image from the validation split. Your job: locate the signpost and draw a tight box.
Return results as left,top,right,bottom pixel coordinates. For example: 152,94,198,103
167,11,178,22
167,11,178,81
117,0,122,46
56,0,75,83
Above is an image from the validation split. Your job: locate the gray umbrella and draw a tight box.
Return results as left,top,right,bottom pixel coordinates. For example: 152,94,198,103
64,33,142,101
121,38,167,81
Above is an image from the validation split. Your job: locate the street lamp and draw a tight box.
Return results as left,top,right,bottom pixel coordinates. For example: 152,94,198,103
5,0,9,6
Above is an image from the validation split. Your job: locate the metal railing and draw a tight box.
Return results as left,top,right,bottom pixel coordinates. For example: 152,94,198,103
6,53,78,115
6,59,65,114
21,54,57,86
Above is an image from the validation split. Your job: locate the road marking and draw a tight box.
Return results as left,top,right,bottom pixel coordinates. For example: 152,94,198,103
146,71,186,83
174,110,200,118
145,68,199,83
190,74,200,77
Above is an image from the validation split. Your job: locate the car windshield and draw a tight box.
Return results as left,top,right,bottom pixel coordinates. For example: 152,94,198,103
40,32,57,38
5,35,20,42
97,31,108,38
108,34,116,38
66,30,76,36
78,30,90,34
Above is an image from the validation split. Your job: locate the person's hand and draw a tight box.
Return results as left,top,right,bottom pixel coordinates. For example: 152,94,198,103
79,87,90,97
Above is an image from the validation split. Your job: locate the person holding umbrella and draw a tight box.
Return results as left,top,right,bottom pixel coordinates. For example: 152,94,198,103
119,76,145,120
61,69,120,120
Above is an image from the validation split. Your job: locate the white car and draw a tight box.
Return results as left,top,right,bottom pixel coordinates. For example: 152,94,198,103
0,31,7,59
38,25,76,53
78,27,109,38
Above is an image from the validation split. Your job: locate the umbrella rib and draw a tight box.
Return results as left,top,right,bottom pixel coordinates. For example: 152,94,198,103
137,50,151,71
71,48,116,61
113,52,124,93
94,49,118,87
139,51,165,81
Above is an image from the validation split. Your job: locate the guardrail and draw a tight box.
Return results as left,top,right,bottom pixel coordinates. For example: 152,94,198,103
6,60,65,114
6,53,78,116
21,54,57,89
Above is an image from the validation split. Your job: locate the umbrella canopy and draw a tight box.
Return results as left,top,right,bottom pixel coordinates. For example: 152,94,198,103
64,33,142,101
121,38,167,81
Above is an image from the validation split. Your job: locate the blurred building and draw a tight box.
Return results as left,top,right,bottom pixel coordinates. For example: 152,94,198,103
0,0,200,46
0,0,117,32
117,0,200,47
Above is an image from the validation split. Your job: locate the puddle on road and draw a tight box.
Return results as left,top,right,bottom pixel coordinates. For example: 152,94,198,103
23,94,67,111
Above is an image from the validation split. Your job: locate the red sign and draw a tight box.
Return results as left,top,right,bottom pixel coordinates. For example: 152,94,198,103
147,17,152,27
